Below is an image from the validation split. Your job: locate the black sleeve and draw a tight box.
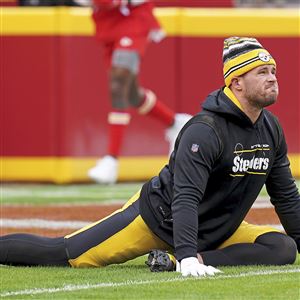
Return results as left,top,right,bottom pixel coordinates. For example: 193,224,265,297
172,122,222,261
266,130,300,252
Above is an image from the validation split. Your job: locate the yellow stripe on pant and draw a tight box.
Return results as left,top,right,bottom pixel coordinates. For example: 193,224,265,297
65,189,282,267
218,221,281,249
65,190,171,267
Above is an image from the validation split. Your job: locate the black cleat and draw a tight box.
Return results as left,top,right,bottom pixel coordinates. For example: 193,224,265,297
146,249,175,272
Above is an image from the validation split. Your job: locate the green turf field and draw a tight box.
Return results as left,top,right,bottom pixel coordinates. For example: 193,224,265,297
0,260,299,299
1,182,142,205
1,182,300,299
1,180,299,205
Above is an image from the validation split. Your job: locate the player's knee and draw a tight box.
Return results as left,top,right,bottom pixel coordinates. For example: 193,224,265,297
277,234,297,264
110,76,125,97
256,232,297,265
110,68,131,107
128,86,142,107
0,236,10,264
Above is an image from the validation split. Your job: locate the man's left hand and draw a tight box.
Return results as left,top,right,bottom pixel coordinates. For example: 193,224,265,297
177,257,222,277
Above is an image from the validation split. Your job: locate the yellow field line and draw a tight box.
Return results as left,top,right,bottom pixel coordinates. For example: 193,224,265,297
1,154,299,183
1,7,299,36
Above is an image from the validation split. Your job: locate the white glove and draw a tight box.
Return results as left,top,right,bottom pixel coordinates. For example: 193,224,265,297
177,257,222,277
148,29,166,43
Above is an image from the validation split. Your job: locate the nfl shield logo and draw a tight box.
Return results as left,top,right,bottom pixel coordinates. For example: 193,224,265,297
191,143,199,153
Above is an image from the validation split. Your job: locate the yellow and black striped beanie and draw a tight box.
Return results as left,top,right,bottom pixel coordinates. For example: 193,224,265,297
223,37,276,87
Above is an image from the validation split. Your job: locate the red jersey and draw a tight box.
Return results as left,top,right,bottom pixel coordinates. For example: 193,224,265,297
92,1,161,42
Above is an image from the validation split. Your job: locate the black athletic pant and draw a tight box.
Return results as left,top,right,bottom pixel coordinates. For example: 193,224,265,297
0,232,296,267
201,232,297,266
0,234,69,266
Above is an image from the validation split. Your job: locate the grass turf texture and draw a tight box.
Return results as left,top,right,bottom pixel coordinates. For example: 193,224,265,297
1,183,142,205
1,181,300,299
1,180,300,205
0,258,299,299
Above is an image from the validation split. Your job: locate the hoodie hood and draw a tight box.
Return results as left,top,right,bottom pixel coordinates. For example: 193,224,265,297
201,88,263,127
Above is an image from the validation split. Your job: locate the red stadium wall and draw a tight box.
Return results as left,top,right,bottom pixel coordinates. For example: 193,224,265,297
2,36,299,155
1,7,299,181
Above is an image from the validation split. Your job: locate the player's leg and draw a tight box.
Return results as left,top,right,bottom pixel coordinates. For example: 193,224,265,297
106,63,134,157
200,222,297,266
64,190,171,267
138,84,192,154
135,83,192,154
105,45,141,162
129,77,174,127
128,76,191,152
0,235,69,266
146,222,297,272
88,47,136,184
126,36,192,154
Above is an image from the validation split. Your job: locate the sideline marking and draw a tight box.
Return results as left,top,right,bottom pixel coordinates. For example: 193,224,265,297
1,268,299,297
2,184,274,209
0,218,284,231
252,197,272,208
0,218,90,229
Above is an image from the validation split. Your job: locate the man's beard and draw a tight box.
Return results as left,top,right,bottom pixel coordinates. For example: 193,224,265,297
246,88,278,109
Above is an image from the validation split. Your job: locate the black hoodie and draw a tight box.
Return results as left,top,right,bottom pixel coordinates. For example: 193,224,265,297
140,88,300,261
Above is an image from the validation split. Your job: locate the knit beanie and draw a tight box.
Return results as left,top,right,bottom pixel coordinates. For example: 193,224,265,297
223,37,276,87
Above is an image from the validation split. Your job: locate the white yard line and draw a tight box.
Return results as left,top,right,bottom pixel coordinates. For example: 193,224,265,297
1,185,273,208
2,187,137,198
252,197,273,208
0,218,284,231
1,268,299,298
2,198,273,208
0,218,90,229
1,200,126,207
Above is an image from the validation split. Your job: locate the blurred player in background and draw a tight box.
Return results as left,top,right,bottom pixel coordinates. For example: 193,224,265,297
88,0,191,184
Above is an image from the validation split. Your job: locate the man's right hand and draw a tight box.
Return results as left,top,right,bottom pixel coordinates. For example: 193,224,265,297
178,257,222,277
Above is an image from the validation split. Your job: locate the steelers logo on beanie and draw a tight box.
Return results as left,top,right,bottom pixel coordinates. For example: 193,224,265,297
223,37,276,87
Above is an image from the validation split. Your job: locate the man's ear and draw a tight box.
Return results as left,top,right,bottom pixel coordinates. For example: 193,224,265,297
231,77,242,91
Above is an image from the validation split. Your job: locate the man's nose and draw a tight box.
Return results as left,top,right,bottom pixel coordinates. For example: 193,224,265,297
268,72,277,81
